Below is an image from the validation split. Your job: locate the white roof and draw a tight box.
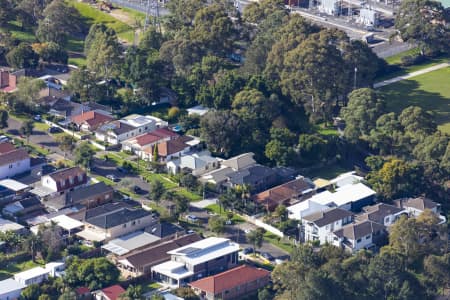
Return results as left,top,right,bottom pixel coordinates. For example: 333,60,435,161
329,171,364,188
45,262,65,270
50,215,84,231
311,183,376,207
102,231,160,256
121,114,166,128
287,200,329,220
168,237,240,266
14,267,49,281
76,229,106,242
187,105,209,116
0,179,28,191
151,261,194,280
0,218,24,232
0,278,25,294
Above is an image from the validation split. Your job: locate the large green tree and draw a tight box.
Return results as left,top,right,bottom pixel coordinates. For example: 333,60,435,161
395,0,449,54
74,142,95,170
6,43,39,69
64,257,120,290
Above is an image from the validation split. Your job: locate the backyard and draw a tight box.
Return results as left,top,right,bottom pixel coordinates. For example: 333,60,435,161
380,67,450,134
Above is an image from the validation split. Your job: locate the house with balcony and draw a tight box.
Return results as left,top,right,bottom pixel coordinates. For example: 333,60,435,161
332,220,386,253
151,237,240,288
302,208,353,244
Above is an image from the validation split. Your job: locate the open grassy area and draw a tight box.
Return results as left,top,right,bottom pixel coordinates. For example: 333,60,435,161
70,1,134,43
303,162,351,180
380,67,450,134
0,21,36,43
384,47,420,65
264,232,295,253
205,204,245,223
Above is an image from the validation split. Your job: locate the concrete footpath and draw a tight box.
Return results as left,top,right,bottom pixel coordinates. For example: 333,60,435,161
374,62,450,88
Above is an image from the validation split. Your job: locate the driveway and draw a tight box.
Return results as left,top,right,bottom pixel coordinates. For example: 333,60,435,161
190,198,217,209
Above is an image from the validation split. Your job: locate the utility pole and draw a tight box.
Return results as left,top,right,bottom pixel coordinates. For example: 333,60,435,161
354,67,358,90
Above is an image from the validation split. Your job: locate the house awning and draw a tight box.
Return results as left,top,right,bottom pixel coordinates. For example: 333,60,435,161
50,215,84,231
76,229,105,242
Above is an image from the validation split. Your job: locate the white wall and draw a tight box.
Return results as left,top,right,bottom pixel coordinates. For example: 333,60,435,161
41,175,58,191
304,218,349,244
0,158,30,180
0,289,22,300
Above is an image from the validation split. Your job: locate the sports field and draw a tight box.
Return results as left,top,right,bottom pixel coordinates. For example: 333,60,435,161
380,67,450,134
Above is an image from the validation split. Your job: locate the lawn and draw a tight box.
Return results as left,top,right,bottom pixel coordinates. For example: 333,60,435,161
0,21,36,43
205,204,245,223
380,67,450,134
70,1,134,43
264,232,295,253
303,162,351,180
384,47,420,65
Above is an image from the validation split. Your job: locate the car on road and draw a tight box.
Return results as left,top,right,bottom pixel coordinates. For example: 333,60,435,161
106,174,120,182
242,247,254,255
185,215,198,222
261,252,275,261
48,126,63,134
0,135,9,143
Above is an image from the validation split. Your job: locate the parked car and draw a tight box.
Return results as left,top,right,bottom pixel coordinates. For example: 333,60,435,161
37,164,56,176
0,135,9,143
106,174,120,182
261,252,275,261
133,185,142,193
186,215,198,222
48,126,63,133
117,166,128,173
242,247,254,255
225,219,232,225
33,115,42,121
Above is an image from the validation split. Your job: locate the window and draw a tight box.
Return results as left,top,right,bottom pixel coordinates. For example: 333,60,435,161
8,164,12,169
69,176,74,184
325,225,330,230
366,235,371,240
132,221,136,226
61,180,65,187
357,238,362,243
78,174,83,182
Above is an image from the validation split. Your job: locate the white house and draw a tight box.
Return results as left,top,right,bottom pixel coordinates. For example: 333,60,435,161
0,278,25,300
96,115,167,145
0,143,30,180
37,167,88,198
356,203,406,226
302,208,353,244
14,267,49,286
45,262,65,277
151,237,240,288
309,182,376,212
121,128,178,155
332,220,386,253
394,197,447,224
287,200,329,221
167,152,219,176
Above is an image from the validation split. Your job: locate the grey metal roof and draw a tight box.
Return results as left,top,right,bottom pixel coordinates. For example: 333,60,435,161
86,208,151,229
303,208,353,227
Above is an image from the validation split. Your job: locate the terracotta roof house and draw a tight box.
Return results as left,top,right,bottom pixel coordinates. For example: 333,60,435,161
0,68,24,92
71,110,115,132
143,138,192,162
121,131,173,154
116,233,201,277
189,265,271,300
333,220,386,253
253,177,315,212
92,285,125,300
0,143,31,180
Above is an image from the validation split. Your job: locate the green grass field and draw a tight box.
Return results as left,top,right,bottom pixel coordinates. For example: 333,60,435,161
70,2,134,43
380,67,450,134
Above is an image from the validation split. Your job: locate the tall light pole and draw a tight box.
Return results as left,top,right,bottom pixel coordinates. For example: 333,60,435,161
354,67,358,90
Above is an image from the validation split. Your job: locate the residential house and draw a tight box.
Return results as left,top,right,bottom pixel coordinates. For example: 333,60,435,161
38,167,88,197
356,203,406,226
308,182,376,212
0,278,25,300
47,98,90,122
102,230,162,256
224,164,278,193
253,177,315,212
43,182,114,211
96,114,168,145
2,195,43,220
0,179,30,194
45,261,65,277
302,208,353,244
145,222,185,239
151,237,240,288
14,267,49,286
329,171,364,188
71,110,115,132
38,86,71,103
77,206,158,242
332,220,386,253
122,128,179,155
287,199,329,221
142,136,196,162
0,143,30,179
0,218,26,235
0,68,24,92
0,185,17,206
189,265,271,300
187,105,209,116
75,287,91,300
394,197,442,217
167,152,219,176
116,233,201,278
92,285,125,300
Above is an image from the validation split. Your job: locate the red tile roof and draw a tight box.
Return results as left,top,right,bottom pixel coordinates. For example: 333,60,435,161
0,142,16,154
101,285,125,300
152,128,179,139
135,133,163,146
189,265,270,294
71,110,114,130
156,139,188,157
75,287,90,294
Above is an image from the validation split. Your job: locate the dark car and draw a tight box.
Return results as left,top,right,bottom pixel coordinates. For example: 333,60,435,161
133,185,142,193
261,252,275,261
242,247,254,255
48,126,63,134
117,166,128,173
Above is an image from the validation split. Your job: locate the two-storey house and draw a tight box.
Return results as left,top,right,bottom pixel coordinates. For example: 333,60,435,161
0,143,30,179
302,208,353,244
151,237,240,288
332,220,386,253
40,167,88,197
